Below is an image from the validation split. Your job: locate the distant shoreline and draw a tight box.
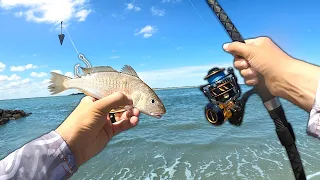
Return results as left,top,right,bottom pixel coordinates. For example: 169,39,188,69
0,84,246,100
153,85,199,91
153,83,245,91
68,92,85,96
68,85,200,95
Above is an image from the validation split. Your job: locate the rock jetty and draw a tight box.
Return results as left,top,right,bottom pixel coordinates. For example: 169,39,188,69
0,109,32,126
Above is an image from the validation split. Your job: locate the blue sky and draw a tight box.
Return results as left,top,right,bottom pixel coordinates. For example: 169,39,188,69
0,0,319,100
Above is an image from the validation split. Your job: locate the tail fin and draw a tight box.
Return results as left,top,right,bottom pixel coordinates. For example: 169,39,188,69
48,72,70,95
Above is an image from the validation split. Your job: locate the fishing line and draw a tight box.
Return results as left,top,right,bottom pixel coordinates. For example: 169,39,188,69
187,0,213,36
64,26,80,55
61,23,92,77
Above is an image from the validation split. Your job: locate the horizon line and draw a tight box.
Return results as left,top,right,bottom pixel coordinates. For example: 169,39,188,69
0,83,247,101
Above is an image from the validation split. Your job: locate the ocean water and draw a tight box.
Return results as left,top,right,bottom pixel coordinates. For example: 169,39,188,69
1,86,320,180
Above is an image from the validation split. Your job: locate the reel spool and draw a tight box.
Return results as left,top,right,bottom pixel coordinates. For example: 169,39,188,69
200,67,244,126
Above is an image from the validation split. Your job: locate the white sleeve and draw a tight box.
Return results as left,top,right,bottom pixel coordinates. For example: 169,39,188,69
307,80,320,138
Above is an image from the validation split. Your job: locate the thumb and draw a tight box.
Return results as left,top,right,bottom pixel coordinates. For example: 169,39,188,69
92,92,133,116
223,41,254,59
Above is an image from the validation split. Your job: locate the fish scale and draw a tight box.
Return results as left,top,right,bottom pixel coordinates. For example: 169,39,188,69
48,65,166,118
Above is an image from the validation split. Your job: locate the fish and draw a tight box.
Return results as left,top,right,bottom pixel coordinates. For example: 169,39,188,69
48,65,166,118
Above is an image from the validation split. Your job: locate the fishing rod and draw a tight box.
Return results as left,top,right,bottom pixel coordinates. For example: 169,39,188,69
204,0,306,179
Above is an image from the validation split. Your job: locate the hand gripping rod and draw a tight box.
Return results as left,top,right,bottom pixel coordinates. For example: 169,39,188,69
205,0,306,179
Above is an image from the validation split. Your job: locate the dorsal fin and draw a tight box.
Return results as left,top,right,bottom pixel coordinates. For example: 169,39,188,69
120,65,139,78
81,66,118,75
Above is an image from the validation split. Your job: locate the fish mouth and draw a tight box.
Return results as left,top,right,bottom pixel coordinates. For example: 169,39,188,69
150,113,163,119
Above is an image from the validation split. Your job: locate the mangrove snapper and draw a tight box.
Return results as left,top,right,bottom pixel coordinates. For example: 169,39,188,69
48,65,166,118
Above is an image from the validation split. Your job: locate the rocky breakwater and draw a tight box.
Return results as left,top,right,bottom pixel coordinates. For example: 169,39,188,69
0,109,32,125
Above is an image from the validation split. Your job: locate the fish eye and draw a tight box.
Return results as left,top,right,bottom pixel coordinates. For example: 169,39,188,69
151,99,155,103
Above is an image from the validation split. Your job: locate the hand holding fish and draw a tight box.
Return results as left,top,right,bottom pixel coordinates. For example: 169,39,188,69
48,65,166,118
55,92,140,167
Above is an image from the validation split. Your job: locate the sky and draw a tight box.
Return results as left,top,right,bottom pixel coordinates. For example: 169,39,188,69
0,0,320,100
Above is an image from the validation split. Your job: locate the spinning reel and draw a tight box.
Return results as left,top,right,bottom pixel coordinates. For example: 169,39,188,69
200,67,254,126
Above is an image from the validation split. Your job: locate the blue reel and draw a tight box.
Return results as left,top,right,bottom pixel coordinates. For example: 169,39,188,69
200,67,244,126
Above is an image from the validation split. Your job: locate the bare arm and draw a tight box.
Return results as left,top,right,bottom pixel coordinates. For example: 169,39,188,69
223,37,320,138
275,58,320,112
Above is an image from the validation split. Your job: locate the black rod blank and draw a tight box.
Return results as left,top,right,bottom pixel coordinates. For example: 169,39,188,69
205,0,306,179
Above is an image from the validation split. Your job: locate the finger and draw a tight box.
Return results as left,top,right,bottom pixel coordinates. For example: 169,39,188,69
112,116,139,135
73,96,94,113
107,108,140,122
93,92,133,116
234,59,250,70
130,108,140,117
80,96,95,103
111,112,122,119
125,108,133,118
244,38,258,45
223,41,254,59
240,68,257,79
119,108,140,121
245,77,259,86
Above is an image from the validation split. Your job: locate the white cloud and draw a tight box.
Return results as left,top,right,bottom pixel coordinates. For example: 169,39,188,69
135,25,157,38
125,3,141,11
137,63,238,88
0,0,92,26
8,74,21,81
0,75,7,82
0,74,21,82
144,34,152,38
51,70,62,74
75,9,91,22
0,77,61,99
112,3,140,19
0,62,5,72
65,72,74,78
0,64,245,100
41,79,50,84
10,64,38,71
0,70,78,100
151,6,165,16
50,70,74,78
0,78,30,91
30,72,47,78
110,56,120,59
0,68,81,100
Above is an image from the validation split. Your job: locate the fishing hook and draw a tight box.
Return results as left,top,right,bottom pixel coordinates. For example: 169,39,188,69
73,53,92,78
78,53,92,68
